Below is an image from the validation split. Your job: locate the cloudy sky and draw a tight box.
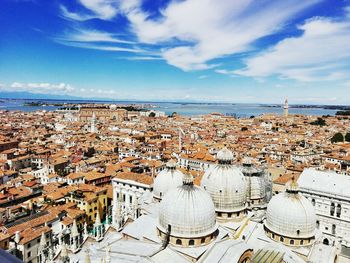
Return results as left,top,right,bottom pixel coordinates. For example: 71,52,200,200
0,0,350,103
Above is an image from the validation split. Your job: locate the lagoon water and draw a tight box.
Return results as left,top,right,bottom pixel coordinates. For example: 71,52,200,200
0,99,339,117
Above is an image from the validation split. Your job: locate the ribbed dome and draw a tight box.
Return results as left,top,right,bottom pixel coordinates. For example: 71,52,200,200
158,175,217,239
216,147,234,163
249,176,266,200
201,159,247,213
265,186,316,239
153,161,184,200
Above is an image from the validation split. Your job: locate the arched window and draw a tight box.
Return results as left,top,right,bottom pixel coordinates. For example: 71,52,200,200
290,239,294,245
311,199,315,206
189,239,195,246
336,204,341,218
300,240,304,245
323,238,329,245
176,239,182,245
280,236,284,242
201,237,205,244
316,220,320,229
296,230,300,235
330,202,335,216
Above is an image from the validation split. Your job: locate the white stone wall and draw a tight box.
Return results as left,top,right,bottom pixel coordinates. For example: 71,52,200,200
301,190,350,246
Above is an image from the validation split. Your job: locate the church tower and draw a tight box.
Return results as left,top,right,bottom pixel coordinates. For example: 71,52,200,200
283,98,289,117
90,113,97,133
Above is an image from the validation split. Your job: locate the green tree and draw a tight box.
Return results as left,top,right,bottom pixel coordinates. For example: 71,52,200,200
345,132,350,142
310,117,326,126
331,133,344,143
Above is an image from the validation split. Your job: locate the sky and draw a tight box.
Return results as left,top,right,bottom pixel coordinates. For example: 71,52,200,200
0,0,350,104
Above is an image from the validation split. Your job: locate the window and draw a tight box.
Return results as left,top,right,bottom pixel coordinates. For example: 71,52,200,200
330,202,335,216
280,237,284,242
27,251,31,258
201,238,205,244
176,239,182,245
316,220,320,229
300,240,304,245
311,199,315,206
296,230,300,235
189,239,195,246
272,233,275,239
332,224,336,235
290,239,294,245
336,204,341,218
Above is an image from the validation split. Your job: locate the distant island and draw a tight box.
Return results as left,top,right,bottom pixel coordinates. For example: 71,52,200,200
23,101,64,107
335,110,350,116
264,104,350,110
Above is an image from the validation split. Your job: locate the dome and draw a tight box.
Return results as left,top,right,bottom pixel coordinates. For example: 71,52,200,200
110,104,117,110
158,174,217,240
265,182,316,240
201,148,247,219
216,147,234,163
153,161,184,200
249,176,266,200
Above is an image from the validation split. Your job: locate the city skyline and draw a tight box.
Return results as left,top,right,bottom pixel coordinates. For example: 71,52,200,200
1,0,350,104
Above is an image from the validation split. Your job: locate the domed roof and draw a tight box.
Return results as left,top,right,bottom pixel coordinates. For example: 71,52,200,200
216,147,234,163
240,157,263,176
153,161,184,200
265,181,316,239
158,174,217,239
110,104,117,110
249,176,266,200
201,148,247,213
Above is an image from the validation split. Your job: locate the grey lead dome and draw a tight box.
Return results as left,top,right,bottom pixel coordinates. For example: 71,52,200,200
265,182,316,239
201,148,248,214
153,160,184,200
158,174,217,239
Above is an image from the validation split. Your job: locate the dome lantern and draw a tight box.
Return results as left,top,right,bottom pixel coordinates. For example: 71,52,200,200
216,147,234,164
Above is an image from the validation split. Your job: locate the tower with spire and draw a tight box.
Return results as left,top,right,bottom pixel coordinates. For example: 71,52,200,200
283,98,289,117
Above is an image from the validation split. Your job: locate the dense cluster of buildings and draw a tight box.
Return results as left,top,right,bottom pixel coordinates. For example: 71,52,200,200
0,103,350,262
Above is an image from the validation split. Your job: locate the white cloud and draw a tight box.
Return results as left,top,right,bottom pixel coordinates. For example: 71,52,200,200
7,82,75,94
60,0,119,21
54,28,141,53
60,5,95,21
59,0,321,71
54,40,144,53
124,56,163,61
234,15,350,82
118,0,321,71
57,28,134,44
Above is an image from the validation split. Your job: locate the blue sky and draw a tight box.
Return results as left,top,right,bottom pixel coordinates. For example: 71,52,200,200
0,0,350,103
